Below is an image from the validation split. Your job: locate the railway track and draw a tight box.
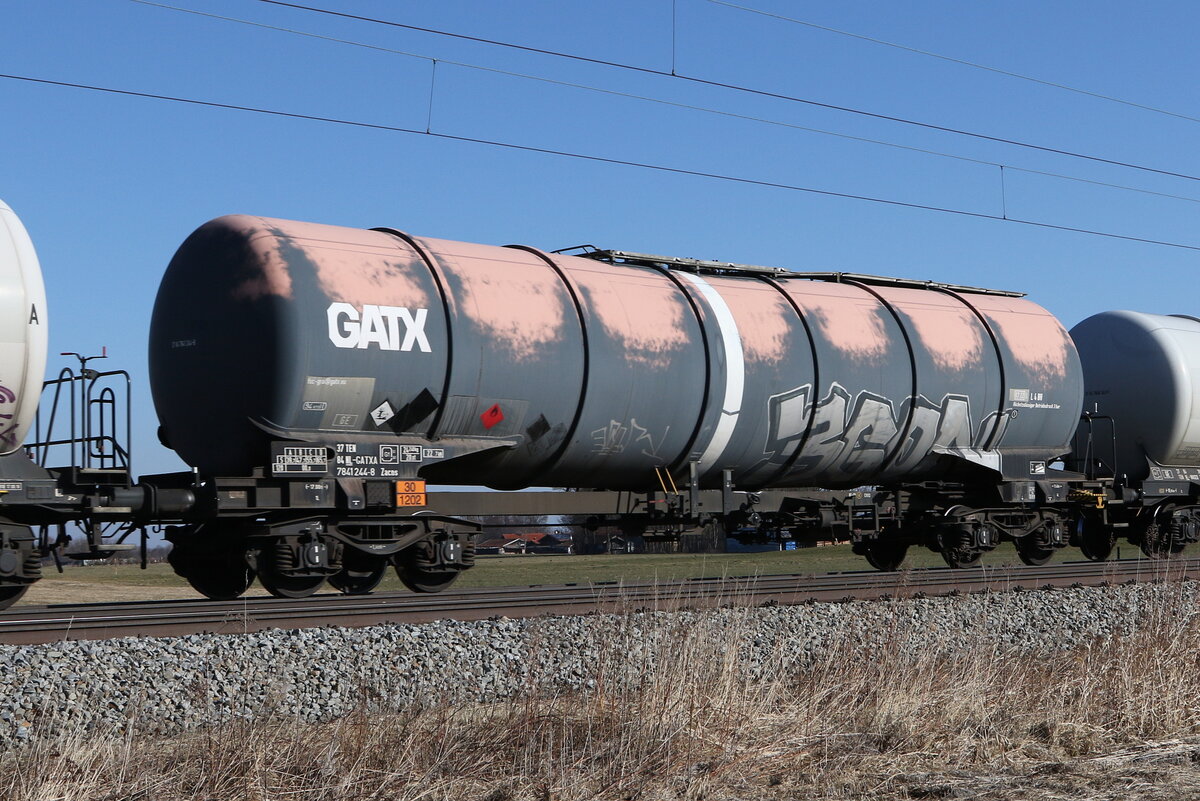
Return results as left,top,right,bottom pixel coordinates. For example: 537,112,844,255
2,557,1197,645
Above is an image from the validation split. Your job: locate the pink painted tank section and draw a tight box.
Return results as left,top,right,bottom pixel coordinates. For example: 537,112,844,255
707,277,795,365
876,287,984,372
777,281,889,364
242,216,431,309
416,237,568,363
561,259,691,370
972,295,1072,384
223,215,294,301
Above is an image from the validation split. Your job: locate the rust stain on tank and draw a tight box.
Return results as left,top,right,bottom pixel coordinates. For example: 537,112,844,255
223,216,294,301
310,249,430,309
276,219,431,309
785,283,889,364
569,262,689,369
882,289,984,372
422,238,567,362
221,217,432,307
979,297,1070,383
713,278,792,365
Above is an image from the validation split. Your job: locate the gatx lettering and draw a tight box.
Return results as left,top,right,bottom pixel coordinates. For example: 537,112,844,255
326,303,431,352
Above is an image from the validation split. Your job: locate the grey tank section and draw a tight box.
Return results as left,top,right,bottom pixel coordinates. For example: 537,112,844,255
1071,310,1200,482
149,216,1085,490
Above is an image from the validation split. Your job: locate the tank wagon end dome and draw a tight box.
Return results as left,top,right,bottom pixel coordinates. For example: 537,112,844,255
1071,309,1200,481
150,214,448,475
0,198,49,456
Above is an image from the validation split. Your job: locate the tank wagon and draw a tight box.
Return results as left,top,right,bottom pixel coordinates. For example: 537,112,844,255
0,199,51,607
148,215,1088,574
1068,311,1200,558
0,201,1196,608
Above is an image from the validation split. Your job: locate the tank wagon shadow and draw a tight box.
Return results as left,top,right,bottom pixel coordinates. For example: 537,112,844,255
0,201,1194,607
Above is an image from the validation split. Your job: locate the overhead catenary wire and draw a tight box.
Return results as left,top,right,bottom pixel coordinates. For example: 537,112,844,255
123,0,1200,208
708,0,1200,126
3,71,1200,255
249,0,1200,185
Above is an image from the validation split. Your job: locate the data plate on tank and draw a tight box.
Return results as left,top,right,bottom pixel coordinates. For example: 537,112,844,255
395,480,427,507
1148,466,1200,482
271,444,331,476
272,441,447,478
298,376,376,431
331,442,430,479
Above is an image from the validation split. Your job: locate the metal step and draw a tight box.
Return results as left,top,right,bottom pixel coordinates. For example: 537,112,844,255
51,467,132,486
65,543,139,560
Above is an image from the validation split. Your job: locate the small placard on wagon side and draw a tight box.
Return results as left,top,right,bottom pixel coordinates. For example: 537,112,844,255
395,480,427,507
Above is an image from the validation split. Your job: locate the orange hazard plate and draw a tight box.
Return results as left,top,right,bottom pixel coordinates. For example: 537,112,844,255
395,479,427,507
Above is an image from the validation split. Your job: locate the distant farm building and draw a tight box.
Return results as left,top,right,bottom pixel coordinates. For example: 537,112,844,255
476,532,574,555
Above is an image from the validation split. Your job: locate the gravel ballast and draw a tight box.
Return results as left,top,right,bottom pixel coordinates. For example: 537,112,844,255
1,581,1196,744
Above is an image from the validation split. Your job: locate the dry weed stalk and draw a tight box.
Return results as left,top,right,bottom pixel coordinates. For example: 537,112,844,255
5,584,1200,799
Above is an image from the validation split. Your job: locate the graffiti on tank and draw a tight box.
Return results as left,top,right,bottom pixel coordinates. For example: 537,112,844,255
765,382,1010,479
0,385,17,450
592,419,669,458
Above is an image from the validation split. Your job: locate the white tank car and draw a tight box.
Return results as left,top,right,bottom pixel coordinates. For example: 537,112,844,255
0,199,48,455
1071,310,1200,482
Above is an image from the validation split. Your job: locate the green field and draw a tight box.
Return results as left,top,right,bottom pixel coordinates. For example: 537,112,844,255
21,540,1150,606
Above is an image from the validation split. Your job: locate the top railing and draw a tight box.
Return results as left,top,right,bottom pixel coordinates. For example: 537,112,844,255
557,246,1025,297
27,352,132,472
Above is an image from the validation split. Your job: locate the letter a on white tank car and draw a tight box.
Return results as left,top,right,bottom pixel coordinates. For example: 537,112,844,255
0,198,48,456
677,272,744,475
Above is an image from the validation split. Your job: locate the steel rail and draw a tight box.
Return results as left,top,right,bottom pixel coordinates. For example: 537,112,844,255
1,558,1196,645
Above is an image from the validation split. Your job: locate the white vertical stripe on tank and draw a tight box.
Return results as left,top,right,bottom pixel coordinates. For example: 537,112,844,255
677,272,744,474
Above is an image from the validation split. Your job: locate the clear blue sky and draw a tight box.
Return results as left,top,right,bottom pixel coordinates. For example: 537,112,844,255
2,0,1198,477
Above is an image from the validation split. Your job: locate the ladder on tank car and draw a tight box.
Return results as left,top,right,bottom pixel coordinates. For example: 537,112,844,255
28,349,132,474
26,350,141,562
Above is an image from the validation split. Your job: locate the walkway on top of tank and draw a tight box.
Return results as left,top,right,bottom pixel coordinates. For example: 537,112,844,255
561,246,1026,297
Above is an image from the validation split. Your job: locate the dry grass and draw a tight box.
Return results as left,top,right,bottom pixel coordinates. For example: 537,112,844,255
7,586,1200,800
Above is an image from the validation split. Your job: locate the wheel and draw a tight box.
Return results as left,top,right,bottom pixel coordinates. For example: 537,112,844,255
1138,522,1186,559
185,558,254,601
168,524,255,601
393,537,466,593
941,548,983,568
0,584,28,611
394,562,460,593
1015,537,1055,566
861,540,908,571
329,552,388,595
1077,517,1114,562
938,527,984,568
255,538,330,599
259,575,326,598
258,571,327,599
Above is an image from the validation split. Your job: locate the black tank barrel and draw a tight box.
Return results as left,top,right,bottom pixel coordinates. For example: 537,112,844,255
150,216,1084,489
